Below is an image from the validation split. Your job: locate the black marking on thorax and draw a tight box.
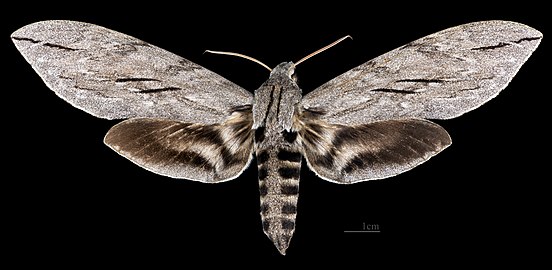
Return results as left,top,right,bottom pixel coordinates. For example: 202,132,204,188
275,85,284,119
262,84,285,126
262,85,276,125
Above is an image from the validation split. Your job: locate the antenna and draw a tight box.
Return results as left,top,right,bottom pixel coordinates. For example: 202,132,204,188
205,35,352,71
295,35,352,66
204,50,272,71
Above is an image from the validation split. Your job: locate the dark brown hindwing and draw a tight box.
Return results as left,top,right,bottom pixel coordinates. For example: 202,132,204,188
299,113,451,183
104,108,253,182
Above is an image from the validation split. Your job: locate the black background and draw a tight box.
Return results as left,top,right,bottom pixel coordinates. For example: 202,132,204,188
4,1,547,266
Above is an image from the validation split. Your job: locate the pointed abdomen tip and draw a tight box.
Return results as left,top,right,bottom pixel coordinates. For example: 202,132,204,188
274,237,290,255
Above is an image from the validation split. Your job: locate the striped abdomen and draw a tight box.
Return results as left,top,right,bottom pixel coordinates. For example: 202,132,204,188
255,128,301,255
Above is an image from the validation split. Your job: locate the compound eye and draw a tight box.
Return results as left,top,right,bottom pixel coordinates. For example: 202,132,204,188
291,72,298,83
288,67,297,82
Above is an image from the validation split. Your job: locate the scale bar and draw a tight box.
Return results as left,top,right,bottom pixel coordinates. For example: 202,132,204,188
344,230,381,233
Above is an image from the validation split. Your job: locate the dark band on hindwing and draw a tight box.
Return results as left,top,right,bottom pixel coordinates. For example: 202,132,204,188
311,152,335,169
299,118,452,183
104,113,254,182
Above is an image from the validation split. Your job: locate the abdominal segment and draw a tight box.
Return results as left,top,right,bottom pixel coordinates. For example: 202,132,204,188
255,129,301,255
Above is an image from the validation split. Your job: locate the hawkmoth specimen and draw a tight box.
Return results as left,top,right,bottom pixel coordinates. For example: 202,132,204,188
11,20,541,255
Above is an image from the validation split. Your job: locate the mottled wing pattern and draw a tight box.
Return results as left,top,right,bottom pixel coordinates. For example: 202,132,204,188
298,111,451,184
299,20,541,183
12,20,256,182
302,21,542,126
11,20,253,124
104,107,253,182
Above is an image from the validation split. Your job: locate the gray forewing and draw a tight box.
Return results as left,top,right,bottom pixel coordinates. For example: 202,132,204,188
302,20,542,125
11,20,253,124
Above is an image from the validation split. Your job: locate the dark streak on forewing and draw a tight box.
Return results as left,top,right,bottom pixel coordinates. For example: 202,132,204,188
138,87,182,93
43,42,79,51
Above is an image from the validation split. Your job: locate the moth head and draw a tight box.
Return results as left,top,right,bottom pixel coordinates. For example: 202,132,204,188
270,62,297,82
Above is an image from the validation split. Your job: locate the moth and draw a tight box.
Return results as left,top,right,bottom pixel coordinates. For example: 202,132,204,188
12,20,541,255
